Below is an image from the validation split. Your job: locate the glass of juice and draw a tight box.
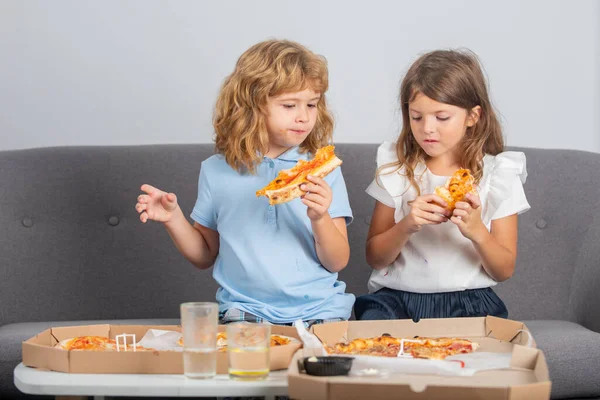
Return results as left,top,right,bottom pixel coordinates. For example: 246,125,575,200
180,302,219,379
227,322,271,380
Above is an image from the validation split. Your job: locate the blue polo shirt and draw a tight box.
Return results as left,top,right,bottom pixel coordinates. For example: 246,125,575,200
190,146,355,323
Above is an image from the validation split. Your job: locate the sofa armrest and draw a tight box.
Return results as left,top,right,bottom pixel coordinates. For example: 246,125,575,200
570,209,600,333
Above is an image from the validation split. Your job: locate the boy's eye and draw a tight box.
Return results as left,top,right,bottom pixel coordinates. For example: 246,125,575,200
283,104,295,109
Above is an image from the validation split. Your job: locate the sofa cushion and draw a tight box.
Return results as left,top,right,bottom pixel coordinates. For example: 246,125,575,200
525,320,600,399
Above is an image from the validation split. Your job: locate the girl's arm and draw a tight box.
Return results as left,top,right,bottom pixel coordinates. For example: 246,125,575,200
366,201,412,270
452,193,517,281
311,216,350,273
366,195,449,270
467,215,517,282
137,184,219,270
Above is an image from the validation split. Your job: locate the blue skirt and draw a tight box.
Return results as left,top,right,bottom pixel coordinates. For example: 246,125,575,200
354,287,508,322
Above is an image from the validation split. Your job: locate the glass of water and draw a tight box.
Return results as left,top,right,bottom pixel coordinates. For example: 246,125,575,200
180,302,219,379
227,323,271,380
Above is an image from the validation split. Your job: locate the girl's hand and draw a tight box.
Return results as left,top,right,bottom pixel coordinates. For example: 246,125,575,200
403,194,450,233
300,175,332,221
450,193,487,241
136,184,179,223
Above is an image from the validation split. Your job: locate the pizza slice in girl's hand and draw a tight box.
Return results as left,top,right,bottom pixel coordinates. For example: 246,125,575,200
256,145,343,205
434,168,477,211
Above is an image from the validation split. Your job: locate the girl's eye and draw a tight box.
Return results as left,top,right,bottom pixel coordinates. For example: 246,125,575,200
283,104,295,109
437,116,450,121
411,116,422,121
308,103,317,108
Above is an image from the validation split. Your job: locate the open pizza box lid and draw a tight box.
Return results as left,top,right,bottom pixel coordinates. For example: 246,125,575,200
289,316,551,400
22,324,301,374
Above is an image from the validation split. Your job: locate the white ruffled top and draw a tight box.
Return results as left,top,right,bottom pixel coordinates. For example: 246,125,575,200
366,141,530,294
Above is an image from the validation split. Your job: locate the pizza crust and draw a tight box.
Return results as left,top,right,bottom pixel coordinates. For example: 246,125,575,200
55,338,73,350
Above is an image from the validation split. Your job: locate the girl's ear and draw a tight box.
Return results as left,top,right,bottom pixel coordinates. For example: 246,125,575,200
466,106,482,127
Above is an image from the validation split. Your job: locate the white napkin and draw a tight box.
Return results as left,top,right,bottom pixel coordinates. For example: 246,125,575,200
136,329,183,351
347,351,512,377
446,352,512,371
294,320,326,357
349,354,476,376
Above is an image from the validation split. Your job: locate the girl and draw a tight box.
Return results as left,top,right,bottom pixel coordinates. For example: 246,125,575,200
135,39,354,326
355,49,530,322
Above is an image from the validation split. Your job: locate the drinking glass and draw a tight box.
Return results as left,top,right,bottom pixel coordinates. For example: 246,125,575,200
227,323,271,380
180,302,219,379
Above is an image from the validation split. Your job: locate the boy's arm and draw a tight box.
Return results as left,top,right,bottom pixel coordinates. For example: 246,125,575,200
164,206,219,270
300,174,350,273
312,216,349,273
137,184,218,270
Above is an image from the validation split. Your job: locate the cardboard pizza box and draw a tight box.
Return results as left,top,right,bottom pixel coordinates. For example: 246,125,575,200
22,324,301,374
289,316,551,400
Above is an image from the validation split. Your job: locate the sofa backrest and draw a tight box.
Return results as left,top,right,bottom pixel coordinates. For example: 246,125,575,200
1,144,599,327
494,147,600,328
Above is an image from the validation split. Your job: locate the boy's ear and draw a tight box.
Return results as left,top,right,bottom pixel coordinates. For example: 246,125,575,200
466,106,482,127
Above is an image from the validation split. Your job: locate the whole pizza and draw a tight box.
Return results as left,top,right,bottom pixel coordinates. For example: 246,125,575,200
326,334,479,360
177,332,299,351
55,335,149,351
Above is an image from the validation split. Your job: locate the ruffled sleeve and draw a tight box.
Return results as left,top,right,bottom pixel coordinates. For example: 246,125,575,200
365,141,413,209
483,151,531,224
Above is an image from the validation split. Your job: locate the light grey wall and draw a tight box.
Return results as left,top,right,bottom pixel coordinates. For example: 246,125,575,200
1,0,599,152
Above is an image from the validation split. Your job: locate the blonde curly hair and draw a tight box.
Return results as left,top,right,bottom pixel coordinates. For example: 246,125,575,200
381,49,504,196
213,39,334,174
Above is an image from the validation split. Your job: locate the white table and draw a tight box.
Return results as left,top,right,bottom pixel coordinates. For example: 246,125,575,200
14,363,288,399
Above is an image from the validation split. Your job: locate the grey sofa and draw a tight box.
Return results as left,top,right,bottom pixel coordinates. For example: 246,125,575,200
1,144,599,399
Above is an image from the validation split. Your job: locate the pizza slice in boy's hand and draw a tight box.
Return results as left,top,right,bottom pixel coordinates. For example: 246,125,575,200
256,145,343,205
434,168,477,211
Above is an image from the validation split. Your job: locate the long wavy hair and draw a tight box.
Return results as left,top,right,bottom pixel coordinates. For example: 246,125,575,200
213,39,334,174
381,49,504,195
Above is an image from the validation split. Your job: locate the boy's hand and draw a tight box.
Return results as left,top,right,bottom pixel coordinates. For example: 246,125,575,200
300,175,332,221
451,193,487,241
136,184,179,223
403,194,450,233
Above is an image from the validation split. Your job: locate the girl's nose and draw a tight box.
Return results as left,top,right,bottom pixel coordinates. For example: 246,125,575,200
423,117,436,134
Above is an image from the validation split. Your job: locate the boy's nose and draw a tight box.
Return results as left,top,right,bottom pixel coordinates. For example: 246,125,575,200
296,107,310,123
